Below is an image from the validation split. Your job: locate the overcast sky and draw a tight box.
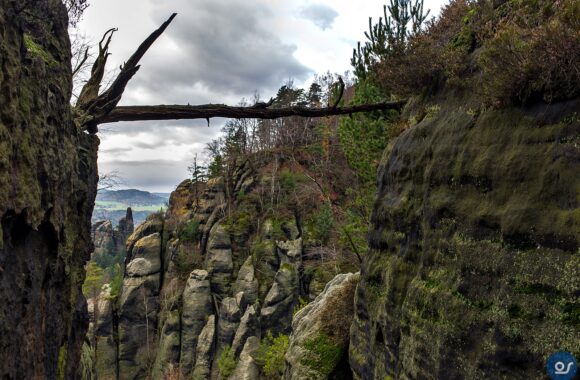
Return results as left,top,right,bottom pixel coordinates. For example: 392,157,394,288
78,0,447,193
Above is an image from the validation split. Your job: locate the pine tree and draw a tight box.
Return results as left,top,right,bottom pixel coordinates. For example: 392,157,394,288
351,0,429,79
188,153,208,207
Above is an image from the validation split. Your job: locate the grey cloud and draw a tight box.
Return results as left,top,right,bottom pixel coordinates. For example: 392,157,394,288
129,0,312,101
99,159,190,192
99,119,223,139
100,147,133,155
133,141,162,150
86,0,316,192
300,4,338,30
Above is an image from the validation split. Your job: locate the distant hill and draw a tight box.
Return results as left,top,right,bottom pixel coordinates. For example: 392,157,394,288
96,189,170,205
93,189,170,226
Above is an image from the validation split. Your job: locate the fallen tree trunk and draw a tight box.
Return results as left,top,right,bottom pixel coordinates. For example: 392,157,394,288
98,101,406,124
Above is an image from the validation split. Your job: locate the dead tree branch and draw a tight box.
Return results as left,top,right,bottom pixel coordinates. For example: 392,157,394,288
72,46,89,77
76,27,117,110
76,13,407,132
79,13,177,132
331,76,345,108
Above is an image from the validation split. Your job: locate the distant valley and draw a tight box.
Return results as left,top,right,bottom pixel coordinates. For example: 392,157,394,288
92,189,170,226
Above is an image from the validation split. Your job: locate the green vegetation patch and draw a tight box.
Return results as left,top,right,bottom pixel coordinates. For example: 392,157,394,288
217,346,237,379
255,332,289,378
304,203,334,245
82,261,104,298
180,219,200,242
24,34,58,67
57,344,67,380
279,168,305,192
300,333,343,376
223,204,256,240
108,263,124,299
80,342,94,380
293,297,309,317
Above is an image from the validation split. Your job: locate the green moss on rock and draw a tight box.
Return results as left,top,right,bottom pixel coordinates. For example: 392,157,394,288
300,334,343,376
24,34,58,67
351,91,580,379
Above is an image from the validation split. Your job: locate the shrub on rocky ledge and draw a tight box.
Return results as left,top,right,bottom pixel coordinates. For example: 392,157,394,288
356,0,580,105
255,332,289,378
217,346,237,379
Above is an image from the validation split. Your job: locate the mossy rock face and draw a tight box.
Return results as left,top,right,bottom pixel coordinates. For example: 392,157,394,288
233,256,259,306
0,2,99,378
93,286,118,379
350,94,580,379
252,220,281,302
125,218,164,258
285,273,359,380
192,315,216,380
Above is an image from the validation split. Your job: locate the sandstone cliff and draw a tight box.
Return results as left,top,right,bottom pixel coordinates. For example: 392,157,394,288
350,93,580,379
86,159,360,379
91,208,134,266
0,1,98,378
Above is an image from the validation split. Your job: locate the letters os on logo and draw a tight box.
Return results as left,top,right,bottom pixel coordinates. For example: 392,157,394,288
547,351,577,380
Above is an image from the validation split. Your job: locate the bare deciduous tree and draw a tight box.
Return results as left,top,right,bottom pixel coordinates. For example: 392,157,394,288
97,170,123,192
64,0,89,26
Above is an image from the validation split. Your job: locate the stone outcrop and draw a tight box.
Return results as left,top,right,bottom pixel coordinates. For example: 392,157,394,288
125,233,162,277
118,232,162,379
125,217,164,263
84,94,579,380
152,309,181,379
92,285,118,379
216,297,242,355
92,208,134,267
277,238,302,268
86,158,358,379
117,208,135,242
231,336,260,380
205,223,234,298
233,257,259,306
92,220,115,254
192,315,216,380
350,95,580,379
180,269,213,376
285,272,359,380
0,1,98,378
261,264,299,336
232,305,260,357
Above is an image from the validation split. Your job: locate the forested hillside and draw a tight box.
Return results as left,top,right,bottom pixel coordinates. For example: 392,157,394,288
93,189,169,226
